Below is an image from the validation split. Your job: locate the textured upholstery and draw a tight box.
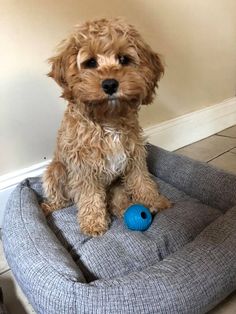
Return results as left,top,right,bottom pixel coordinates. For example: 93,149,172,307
3,145,236,314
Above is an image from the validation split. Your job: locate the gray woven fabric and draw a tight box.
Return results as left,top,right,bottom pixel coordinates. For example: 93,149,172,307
147,145,236,212
47,178,220,282
3,145,236,314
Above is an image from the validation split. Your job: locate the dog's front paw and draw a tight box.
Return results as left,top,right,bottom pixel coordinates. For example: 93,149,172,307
41,200,71,216
40,201,61,216
150,195,172,213
79,214,110,237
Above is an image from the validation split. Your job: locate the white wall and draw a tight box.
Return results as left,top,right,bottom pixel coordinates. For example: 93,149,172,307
1,0,236,175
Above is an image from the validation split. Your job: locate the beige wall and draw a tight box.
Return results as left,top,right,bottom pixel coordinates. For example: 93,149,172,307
1,0,236,175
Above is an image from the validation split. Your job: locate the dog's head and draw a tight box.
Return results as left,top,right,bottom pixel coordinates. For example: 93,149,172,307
49,18,164,121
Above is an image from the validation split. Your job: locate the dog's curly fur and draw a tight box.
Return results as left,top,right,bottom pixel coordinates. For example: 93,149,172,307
42,18,171,236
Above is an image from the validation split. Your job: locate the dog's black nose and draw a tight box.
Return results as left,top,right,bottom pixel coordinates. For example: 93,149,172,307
102,79,119,95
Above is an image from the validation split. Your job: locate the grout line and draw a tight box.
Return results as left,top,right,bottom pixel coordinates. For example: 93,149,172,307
216,134,236,139
207,146,236,163
0,268,10,276
177,132,236,152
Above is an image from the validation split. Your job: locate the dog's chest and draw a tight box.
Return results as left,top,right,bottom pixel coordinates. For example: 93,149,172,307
103,127,128,175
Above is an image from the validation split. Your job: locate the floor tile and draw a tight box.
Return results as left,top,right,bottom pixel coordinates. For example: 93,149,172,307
0,270,35,314
218,125,236,138
209,151,236,174
209,290,236,313
0,240,9,274
176,135,236,162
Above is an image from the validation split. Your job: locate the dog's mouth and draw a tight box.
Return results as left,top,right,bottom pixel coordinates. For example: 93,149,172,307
85,94,141,108
107,94,120,107
83,93,141,122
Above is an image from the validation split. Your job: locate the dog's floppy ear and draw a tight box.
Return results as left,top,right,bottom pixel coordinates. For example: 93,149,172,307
142,48,164,105
48,36,79,101
128,25,164,105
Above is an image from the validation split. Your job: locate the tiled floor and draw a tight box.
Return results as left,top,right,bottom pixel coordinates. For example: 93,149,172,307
0,125,236,313
176,125,236,173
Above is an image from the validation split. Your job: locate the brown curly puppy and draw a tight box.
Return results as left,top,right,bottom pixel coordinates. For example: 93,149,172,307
42,18,171,236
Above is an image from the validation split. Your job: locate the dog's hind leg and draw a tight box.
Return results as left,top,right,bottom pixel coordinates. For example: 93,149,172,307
41,160,71,215
108,182,133,218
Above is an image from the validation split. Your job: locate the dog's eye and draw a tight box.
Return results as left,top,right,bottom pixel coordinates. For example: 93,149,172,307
83,58,98,69
118,55,131,66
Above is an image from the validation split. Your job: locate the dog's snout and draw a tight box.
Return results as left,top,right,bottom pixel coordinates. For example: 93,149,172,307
102,79,119,95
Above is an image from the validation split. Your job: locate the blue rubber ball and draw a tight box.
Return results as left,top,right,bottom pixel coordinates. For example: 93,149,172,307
124,204,152,231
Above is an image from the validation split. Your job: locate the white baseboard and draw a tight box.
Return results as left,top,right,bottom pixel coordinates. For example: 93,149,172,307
0,161,50,226
145,97,236,150
1,96,236,226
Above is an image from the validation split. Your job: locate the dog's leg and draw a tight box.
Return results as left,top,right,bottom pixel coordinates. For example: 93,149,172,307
41,160,71,215
108,183,132,218
124,147,171,213
75,181,110,237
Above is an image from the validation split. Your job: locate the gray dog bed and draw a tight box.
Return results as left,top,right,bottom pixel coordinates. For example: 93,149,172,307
3,145,236,314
